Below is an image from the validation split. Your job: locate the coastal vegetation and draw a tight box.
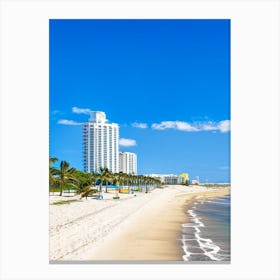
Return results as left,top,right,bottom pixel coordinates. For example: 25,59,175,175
53,199,79,205
182,180,190,186
49,157,162,198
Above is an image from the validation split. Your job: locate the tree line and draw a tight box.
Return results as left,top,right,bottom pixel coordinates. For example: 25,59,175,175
49,157,162,199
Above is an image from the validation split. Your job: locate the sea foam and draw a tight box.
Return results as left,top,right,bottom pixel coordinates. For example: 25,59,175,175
182,196,230,262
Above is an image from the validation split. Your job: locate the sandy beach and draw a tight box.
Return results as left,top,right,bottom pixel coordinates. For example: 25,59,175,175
49,185,230,262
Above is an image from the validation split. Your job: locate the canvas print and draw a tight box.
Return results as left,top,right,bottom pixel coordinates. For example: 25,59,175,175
49,19,230,263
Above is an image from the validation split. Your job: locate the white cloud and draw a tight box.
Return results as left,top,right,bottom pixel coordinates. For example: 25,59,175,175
198,121,217,131
217,120,231,133
151,121,198,131
72,106,91,115
58,119,82,126
176,121,199,131
151,120,231,133
119,138,137,147
51,110,60,115
50,110,65,121
132,122,148,129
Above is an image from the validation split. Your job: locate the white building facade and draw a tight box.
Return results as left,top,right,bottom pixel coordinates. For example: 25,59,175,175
119,152,137,174
148,174,185,184
83,111,119,173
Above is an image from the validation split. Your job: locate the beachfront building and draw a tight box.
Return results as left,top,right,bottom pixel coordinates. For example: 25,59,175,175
83,111,119,173
148,174,185,185
119,152,137,174
180,173,189,183
191,176,200,185
191,179,199,185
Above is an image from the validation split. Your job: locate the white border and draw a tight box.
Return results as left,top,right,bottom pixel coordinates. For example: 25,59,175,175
0,0,279,279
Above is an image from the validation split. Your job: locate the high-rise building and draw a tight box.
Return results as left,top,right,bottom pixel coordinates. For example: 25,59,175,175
119,152,137,174
83,111,119,173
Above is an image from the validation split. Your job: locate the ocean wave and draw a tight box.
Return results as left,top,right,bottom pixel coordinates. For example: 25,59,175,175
182,196,230,262
204,200,230,205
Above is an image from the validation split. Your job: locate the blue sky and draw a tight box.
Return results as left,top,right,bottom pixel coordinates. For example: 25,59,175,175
50,19,230,183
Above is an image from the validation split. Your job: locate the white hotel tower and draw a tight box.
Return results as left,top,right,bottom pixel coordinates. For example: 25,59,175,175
83,111,119,173
119,152,137,175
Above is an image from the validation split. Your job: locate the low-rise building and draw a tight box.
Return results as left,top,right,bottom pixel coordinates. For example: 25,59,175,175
147,174,186,185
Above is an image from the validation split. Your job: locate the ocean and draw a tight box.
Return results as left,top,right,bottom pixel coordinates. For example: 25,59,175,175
182,194,231,262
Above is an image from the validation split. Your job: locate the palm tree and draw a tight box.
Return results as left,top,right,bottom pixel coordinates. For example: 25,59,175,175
91,172,99,189
134,175,141,191
136,175,144,192
113,172,122,186
144,176,150,193
126,173,135,193
49,157,58,192
154,177,162,188
113,172,126,193
55,160,77,196
118,172,126,186
73,172,97,199
122,172,129,193
49,157,58,165
104,169,113,193
130,174,136,192
96,167,112,196
79,185,98,199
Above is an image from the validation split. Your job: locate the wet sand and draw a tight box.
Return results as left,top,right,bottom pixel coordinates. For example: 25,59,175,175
87,188,230,261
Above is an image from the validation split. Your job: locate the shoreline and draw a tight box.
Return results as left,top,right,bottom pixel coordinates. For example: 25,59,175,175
49,186,230,261
87,188,230,261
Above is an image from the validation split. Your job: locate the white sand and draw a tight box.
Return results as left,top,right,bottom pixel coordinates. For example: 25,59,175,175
49,185,230,261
